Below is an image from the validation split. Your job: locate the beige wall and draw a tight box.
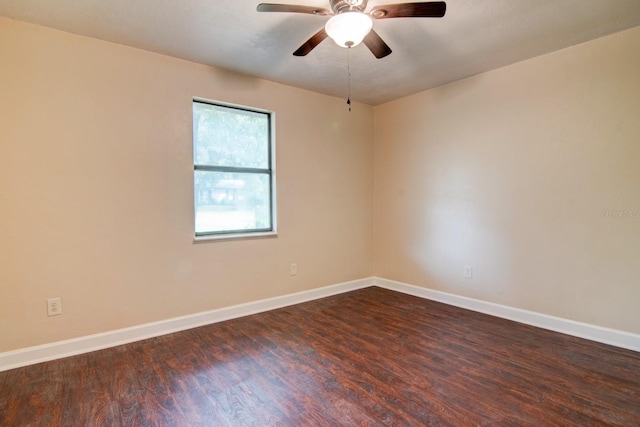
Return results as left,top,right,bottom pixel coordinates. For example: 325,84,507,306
374,26,640,334
0,18,374,352
3,15,639,354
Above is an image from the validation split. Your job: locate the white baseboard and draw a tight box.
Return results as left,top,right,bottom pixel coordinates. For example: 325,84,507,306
3,276,638,372
0,278,374,372
374,277,640,353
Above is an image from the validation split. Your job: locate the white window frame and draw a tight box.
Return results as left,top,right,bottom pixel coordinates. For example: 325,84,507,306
192,98,277,241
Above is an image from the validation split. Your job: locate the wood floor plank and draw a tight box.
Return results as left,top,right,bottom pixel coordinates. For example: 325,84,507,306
1,286,639,426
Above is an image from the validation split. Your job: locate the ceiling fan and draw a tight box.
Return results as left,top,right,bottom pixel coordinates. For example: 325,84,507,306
257,0,446,59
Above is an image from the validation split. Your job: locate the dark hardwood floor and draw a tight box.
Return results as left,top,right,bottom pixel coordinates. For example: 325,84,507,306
1,286,639,426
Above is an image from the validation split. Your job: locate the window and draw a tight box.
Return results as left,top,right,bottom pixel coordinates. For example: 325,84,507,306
192,99,275,239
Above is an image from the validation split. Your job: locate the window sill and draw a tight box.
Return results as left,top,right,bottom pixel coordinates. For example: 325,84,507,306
193,231,278,243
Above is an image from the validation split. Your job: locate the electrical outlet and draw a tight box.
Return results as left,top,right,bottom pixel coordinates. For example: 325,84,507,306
464,266,473,279
47,297,62,316
290,263,297,276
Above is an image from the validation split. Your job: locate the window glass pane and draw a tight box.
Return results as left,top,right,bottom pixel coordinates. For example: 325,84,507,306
194,171,271,234
193,102,269,169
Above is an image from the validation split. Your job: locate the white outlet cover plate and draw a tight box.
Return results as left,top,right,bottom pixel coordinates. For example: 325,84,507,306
47,297,62,316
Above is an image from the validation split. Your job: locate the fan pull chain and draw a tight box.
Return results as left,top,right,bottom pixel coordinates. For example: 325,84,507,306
347,45,352,112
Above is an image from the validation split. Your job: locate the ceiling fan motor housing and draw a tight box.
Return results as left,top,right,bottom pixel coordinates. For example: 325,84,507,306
330,0,368,14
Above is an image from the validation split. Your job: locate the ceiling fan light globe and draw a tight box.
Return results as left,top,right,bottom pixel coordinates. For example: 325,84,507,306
325,12,373,48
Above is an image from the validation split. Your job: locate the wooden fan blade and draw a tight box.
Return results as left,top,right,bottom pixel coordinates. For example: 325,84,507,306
293,28,329,56
257,3,332,16
363,29,392,58
370,1,446,19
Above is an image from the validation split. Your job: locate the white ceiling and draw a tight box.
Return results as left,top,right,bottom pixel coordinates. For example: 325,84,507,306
2,0,640,105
